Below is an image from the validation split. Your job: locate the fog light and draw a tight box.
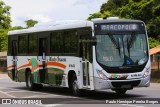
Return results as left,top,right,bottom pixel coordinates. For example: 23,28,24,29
143,68,150,78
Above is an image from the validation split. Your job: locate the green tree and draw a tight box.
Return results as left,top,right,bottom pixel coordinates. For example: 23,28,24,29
88,11,112,20
88,0,160,48
148,37,160,48
0,0,11,51
0,0,11,29
0,29,8,51
25,19,38,28
10,26,24,30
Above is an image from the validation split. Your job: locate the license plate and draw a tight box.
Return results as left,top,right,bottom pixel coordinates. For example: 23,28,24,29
121,85,131,88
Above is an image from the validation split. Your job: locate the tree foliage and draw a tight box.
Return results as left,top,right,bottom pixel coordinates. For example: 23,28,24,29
88,0,160,48
0,1,39,51
148,37,160,48
0,0,11,29
10,26,24,30
0,29,8,51
0,0,11,51
25,19,38,28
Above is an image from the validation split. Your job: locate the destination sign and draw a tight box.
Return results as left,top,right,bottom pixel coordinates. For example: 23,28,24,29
94,22,146,34
100,24,139,31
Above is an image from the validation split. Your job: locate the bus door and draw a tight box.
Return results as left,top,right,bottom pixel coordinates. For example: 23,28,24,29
11,40,18,80
81,35,93,89
82,42,90,88
38,37,48,83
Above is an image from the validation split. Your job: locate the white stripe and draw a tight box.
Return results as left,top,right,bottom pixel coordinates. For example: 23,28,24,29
122,104,146,107
0,90,17,98
5,90,32,93
44,104,62,107
22,95,41,98
4,88,63,97
34,104,62,107
0,88,63,107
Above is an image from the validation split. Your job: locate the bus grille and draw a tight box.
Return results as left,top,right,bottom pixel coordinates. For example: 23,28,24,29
111,80,141,88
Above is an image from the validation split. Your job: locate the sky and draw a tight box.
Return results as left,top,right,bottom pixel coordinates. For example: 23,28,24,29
2,0,107,27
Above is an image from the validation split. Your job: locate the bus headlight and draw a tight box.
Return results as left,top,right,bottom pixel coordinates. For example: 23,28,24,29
138,58,147,65
96,69,108,80
143,68,150,78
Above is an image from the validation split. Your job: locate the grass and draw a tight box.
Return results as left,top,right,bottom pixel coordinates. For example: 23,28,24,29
151,79,160,83
156,79,160,83
150,70,160,83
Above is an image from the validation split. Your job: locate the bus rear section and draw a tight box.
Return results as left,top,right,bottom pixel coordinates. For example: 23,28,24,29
92,19,150,94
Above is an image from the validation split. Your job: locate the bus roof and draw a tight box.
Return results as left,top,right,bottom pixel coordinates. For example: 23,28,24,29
8,18,144,35
8,20,93,35
92,18,144,24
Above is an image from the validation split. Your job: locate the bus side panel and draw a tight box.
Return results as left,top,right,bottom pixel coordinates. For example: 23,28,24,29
16,56,31,82
47,65,65,86
27,56,40,84
7,56,14,80
15,56,41,83
66,56,81,88
47,56,81,88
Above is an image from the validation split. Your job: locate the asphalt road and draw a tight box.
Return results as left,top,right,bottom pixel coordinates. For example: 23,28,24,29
0,74,160,107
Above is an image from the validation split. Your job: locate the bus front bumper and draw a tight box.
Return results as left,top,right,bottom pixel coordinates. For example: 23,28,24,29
94,75,150,91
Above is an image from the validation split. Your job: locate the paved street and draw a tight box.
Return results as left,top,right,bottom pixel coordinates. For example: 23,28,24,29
0,74,160,107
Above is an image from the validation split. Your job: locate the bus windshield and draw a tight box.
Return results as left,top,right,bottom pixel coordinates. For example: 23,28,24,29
96,34,148,67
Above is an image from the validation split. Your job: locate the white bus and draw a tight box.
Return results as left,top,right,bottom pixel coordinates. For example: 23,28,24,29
7,18,150,96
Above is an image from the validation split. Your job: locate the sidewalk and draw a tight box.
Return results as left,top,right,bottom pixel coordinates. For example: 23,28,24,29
0,71,7,74
0,73,9,79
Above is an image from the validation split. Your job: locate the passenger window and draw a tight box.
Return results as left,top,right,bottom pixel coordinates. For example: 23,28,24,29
50,32,63,53
18,35,27,54
29,34,38,54
64,31,77,53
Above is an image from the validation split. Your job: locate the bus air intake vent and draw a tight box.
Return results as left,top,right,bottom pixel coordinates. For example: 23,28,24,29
111,80,141,88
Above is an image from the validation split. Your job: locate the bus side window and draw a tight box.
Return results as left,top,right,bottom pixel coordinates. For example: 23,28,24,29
64,31,78,54
29,34,38,54
39,38,47,56
12,40,18,56
8,36,11,55
50,32,63,54
18,35,27,54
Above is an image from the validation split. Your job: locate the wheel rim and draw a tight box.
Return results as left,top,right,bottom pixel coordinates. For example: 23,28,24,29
73,80,78,94
27,74,32,88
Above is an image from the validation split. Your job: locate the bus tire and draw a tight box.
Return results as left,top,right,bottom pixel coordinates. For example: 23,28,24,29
115,89,127,95
72,74,82,96
26,71,37,90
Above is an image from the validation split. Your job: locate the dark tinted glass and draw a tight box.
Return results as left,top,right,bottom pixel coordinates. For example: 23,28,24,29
18,35,27,54
64,31,77,53
50,32,63,53
29,34,37,54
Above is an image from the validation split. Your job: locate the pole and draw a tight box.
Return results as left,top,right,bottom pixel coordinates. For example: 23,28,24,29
158,56,160,72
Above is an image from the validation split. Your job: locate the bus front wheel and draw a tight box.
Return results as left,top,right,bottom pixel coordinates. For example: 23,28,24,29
72,75,82,96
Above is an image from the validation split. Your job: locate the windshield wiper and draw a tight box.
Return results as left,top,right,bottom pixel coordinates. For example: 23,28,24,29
127,32,136,57
127,38,131,57
108,34,121,57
